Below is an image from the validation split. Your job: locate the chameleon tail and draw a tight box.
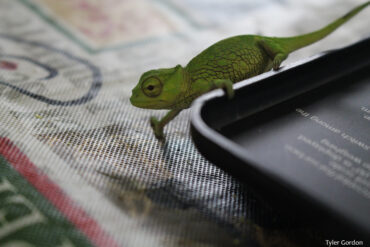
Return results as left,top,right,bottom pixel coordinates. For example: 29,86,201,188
276,1,370,53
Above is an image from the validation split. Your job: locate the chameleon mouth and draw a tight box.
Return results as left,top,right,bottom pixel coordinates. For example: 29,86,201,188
129,96,167,109
129,96,146,108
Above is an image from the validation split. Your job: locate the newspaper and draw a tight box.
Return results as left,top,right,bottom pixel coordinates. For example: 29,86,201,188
0,0,368,246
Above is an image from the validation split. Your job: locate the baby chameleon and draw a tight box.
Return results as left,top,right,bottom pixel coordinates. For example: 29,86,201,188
130,2,369,139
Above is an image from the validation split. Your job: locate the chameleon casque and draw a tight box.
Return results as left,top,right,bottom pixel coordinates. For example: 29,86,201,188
130,2,369,139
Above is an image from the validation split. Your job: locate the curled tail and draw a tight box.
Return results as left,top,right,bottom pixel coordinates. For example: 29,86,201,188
276,1,370,53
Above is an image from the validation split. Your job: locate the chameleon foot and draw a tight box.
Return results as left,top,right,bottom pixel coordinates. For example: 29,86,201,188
272,53,288,70
213,79,234,99
257,39,288,70
150,116,164,139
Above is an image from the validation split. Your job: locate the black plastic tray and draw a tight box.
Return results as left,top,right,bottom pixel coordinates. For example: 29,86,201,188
191,37,370,241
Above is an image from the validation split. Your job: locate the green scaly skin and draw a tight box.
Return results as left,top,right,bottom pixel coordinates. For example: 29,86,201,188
130,2,369,139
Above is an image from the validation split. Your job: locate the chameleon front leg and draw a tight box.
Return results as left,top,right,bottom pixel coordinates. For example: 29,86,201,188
149,80,233,139
212,79,234,99
257,39,288,70
150,109,182,139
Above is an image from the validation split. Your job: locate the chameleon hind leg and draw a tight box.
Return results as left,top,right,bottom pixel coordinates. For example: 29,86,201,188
257,39,288,70
150,109,181,139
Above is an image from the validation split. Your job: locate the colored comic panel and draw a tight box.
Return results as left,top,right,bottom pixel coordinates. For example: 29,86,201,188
21,0,183,52
0,155,90,245
0,34,101,107
157,0,278,27
0,137,118,247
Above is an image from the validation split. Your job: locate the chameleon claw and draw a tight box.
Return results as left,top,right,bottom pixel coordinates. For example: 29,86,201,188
272,53,287,70
213,79,234,99
225,83,235,99
272,61,281,70
150,116,165,139
272,59,279,70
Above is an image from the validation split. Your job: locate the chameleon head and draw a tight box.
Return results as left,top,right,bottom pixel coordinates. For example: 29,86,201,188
130,65,188,109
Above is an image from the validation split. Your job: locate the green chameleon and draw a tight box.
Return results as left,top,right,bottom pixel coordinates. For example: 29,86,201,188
130,2,369,139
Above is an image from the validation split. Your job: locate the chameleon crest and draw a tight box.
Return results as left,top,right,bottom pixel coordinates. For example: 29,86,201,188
130,2,370,139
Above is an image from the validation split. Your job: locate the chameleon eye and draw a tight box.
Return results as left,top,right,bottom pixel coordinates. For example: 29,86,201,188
142,77,162,97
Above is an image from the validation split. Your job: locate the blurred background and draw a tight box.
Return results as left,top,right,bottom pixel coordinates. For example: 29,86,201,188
0,0,369,246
